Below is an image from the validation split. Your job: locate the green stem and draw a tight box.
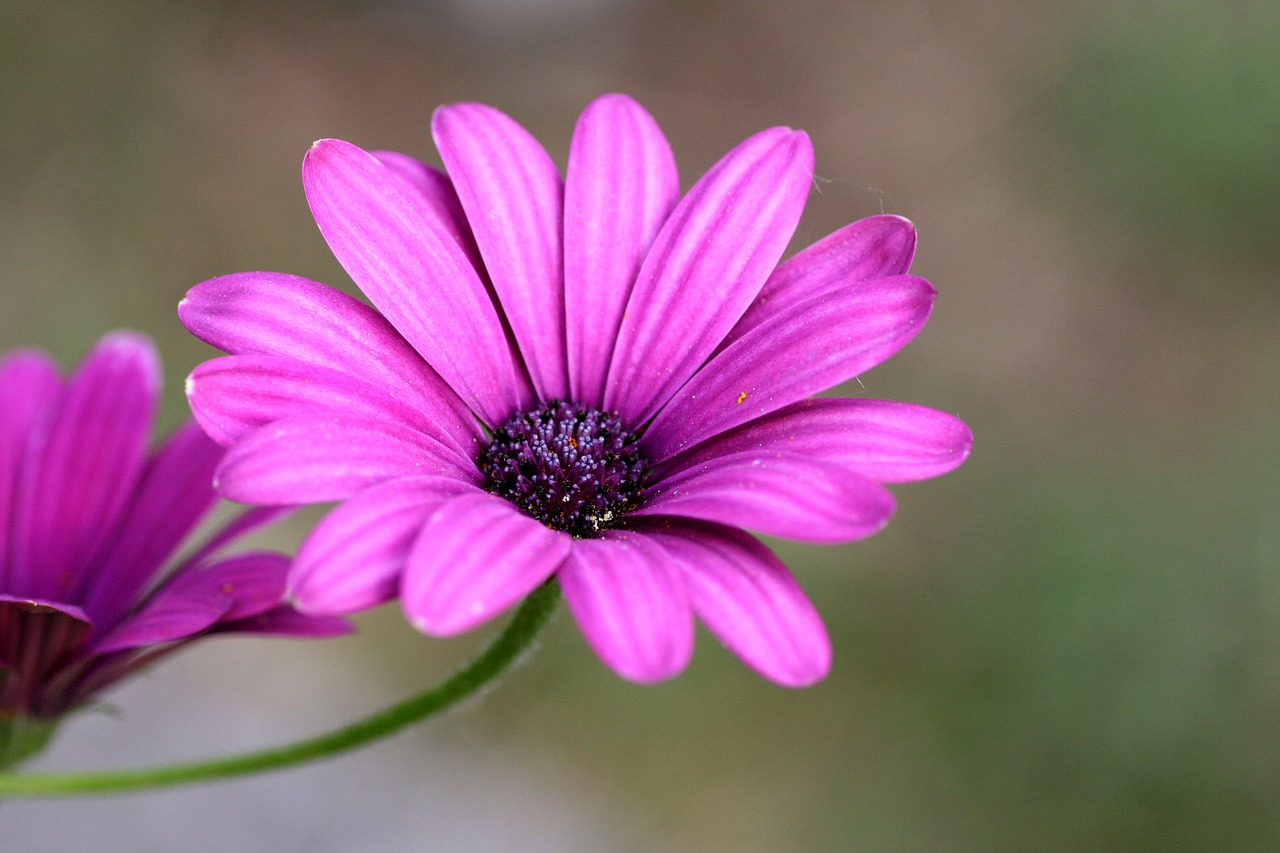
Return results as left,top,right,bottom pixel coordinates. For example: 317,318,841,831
0,581,560,798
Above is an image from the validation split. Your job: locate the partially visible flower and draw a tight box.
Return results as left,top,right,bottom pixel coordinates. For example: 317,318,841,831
0,332,349,764
181,94,971,687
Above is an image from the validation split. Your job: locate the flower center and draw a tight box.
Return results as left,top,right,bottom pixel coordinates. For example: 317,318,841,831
479,401,646,538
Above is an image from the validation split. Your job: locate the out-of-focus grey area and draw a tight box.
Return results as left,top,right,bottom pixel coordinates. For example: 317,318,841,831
4,1,1279,850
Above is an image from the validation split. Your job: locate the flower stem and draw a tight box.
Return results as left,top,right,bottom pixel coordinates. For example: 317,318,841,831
0,581,561,798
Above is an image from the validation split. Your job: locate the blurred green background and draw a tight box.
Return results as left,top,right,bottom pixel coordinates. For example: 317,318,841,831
4,0,1279,850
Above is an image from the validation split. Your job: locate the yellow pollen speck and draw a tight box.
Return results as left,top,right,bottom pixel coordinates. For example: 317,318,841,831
736,391,748,404
222,583,235,593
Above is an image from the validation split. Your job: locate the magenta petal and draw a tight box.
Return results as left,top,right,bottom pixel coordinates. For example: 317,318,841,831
661,398,973,484
218,604,353,637
77,422,222,627
215,414,480,505
0,351,62,466
604,127,815,425
400,492,571,636
93,551,290,653
564,94,680,408
8,332,159,601
723,214,918,349
559,532,693,683
433,103,568,401
290,476,478,615
180,271,479,441
92,581,229,654
0,351,63,589
644,276,936,462
370,150,483,269
303,138,530,426
195,552,293,622
188,354,479,464
637,450,895,542
641,521,830,687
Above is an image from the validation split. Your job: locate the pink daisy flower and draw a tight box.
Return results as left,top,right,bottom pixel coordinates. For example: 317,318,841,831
180,94,971,686
0,333,349,741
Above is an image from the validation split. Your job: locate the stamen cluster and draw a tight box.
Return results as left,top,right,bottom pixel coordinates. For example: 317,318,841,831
479,401,646,538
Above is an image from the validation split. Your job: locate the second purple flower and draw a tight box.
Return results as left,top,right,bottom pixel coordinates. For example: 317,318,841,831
180,94,971,686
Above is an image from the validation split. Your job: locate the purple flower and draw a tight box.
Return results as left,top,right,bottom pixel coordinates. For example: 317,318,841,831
180,94,971,686
0,333,350,725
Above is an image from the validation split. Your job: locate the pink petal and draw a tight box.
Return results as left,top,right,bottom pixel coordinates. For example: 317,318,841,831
371,150,483,270
640,520,830,687
604,127,814,426
636,450,895,543
400,491,571,636
644,275,936,462
180,271,479,442
660,398,973,484
303,138,531,426
289,476,478,615
92,582,229,654
8,332,159,602
217,604,353,638
0,351,63,590
76,422,222,627
214,414,480,505
722,215,917,349
432,103,568,401
559,532,693,683
564,94,680,408
188,355,479,464
95,551,299,654
202,551,293,621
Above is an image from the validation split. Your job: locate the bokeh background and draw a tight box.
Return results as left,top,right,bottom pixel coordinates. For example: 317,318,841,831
4,0,1279,850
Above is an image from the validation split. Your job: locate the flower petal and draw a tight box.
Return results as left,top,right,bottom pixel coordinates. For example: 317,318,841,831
187,354,479,464
564,94,679,408
76,422,222,627
722,214,917,348
91,581,229,654
635,450,896,543
644,275,936,462
8,332,159,602
214,414,480,505
94,551,296,654
180,271,479,441
639,520,831,687
433,103,568,401
604,127,814,425
0,351,63,590
371,149,483,270
204,552,293,622
659,398,973,484
216,604,353,638
400,491,571,636
289,476,478,615
559,532,693,683
303,138,531,426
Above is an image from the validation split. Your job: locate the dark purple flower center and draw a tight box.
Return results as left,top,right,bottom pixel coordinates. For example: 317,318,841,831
479,401,646,538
